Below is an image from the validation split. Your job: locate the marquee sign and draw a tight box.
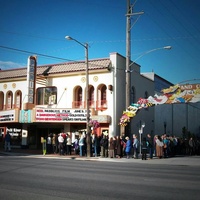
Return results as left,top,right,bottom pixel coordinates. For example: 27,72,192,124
0,110,18,123
35,108,88,122
27,56,36,104
119,84,200,126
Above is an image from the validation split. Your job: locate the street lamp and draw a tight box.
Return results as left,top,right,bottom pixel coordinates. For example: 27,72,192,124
126,45,172,107
65,36,91,157
129,46,172,69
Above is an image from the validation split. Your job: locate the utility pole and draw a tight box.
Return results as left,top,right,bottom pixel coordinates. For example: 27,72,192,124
125,0,131,109
126,0,144,108
125,0,144,135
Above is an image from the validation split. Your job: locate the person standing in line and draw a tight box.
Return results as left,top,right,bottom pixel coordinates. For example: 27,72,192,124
74,136,79,155
115,136,123,158
125,136,132,159
79,134,85,157
100,135,105,157
155,135,164,159
55,133,59,154
141,137,148,160
66,133,72,155
147,134,154,159
113,136,117,157
47,134,52,154
108,137,115,158
4,131,11,152
62,133,67,155
121,133,126,157
52,134,57,154
103,135,109,158
163,135,169,158
189,137,195,156
58,133,64,155
92,134,98,157
133,135,139,159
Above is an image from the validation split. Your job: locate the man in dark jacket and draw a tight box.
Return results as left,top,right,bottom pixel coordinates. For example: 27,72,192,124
147,134,154,159
141,137,148,160
100,135,108,157
4,131,11,152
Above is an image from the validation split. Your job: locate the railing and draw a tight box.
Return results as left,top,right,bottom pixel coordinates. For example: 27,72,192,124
96,100,107,111
84,100,95,109
0,101,108,111
72,101,84,108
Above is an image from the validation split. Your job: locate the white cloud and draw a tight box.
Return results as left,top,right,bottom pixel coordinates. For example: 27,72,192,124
0,61,25,70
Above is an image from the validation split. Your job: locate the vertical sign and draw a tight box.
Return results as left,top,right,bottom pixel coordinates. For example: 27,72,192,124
27,56,37,104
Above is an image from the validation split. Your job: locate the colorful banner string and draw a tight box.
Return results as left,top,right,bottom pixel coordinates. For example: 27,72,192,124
119,84,200,126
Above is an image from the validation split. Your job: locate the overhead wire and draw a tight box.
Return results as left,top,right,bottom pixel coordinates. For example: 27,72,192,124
0,45,73,62
145,0,200,63
169,0,200,34
0,45,111,69
158,0,200,53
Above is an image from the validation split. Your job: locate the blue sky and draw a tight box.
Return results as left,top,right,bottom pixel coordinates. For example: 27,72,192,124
0,0,200,84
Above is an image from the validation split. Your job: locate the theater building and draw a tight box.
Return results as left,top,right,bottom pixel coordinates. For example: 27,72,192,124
0,52,155,149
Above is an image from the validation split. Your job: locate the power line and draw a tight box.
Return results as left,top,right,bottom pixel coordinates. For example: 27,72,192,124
146,0,200,63
0,30,64,42
0,45,73,62
0,45,110,70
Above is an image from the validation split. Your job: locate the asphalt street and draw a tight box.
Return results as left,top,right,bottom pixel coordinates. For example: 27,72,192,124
0,152,200,200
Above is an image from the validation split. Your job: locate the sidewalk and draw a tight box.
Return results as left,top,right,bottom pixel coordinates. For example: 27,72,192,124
1,148,200,166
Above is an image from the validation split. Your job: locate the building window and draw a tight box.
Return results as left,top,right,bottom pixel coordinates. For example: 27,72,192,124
102,85,107,101
6,91,13,110
15,90,22,109
144,91,149,110
96,84,107,110
0,92,4,110
89,85,95,108
131,86,136,103
73,86,83,108
144,91,148,99
36,87,57,105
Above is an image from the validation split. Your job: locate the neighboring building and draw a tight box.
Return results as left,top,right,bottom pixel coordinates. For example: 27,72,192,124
0,52,155,149
142,72,200,138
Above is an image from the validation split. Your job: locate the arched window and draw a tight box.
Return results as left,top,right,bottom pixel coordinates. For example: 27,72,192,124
6,91,13,110
102,85,107,102
96,84,107,110
0,92,4,110
89,85,95,108
73,86,83,108
15,90,22,109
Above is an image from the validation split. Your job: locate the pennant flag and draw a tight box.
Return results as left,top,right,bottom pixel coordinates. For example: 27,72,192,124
119,84,200,126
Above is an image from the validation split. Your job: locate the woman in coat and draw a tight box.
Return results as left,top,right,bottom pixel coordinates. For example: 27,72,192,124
155,135,164,159
125,136,132,159
109,137,115,158
115,136,123,158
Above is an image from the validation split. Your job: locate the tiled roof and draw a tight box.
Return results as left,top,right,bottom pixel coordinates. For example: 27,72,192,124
0,58,111,80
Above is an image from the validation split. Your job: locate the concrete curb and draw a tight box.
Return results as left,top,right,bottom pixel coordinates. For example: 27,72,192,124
1,151,200,166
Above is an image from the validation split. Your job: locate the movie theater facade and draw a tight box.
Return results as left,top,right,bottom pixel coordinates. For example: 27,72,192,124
0,52,138,149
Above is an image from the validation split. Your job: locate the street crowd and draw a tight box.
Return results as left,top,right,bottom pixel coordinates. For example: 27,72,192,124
44,131,200,160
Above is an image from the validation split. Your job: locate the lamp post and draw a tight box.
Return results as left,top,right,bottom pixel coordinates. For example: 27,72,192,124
65,36,91,157
139,120,145,156
126,45,172,106
129,46,172,70
125,45,171,138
